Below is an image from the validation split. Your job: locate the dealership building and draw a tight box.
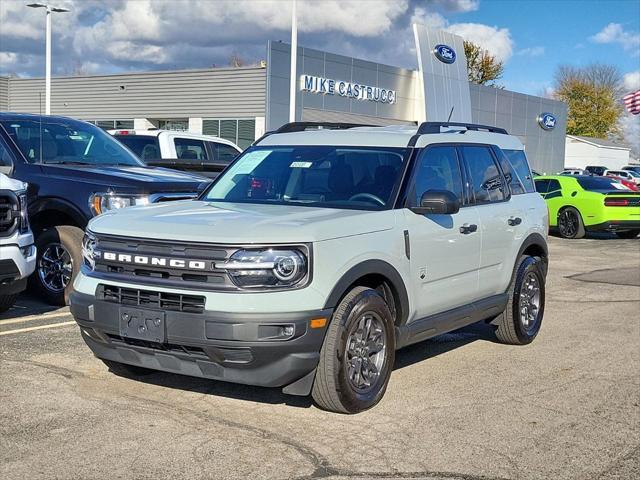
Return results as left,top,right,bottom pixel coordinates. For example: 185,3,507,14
0,25,567,172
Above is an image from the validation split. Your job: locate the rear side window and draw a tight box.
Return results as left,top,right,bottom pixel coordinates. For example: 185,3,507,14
460,146,507,204
211,142,240,164
408,146,464,206
115,135,160,161
174,138,208,160
534,179,549,193
501,149,535,193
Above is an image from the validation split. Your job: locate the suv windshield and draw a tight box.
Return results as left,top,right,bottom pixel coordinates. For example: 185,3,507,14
203,146,407,210
0,119,143,166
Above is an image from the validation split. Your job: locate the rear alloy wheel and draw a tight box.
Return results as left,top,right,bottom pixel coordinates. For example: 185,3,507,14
557,207,585,239
494,255,546,345
30,226,84,306
616,230,640,239
312,286,395,414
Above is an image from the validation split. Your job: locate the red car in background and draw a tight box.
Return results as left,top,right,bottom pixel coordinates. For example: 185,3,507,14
605,175,639,191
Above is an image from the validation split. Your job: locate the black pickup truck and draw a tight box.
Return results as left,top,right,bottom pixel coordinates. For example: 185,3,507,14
0,113,210,305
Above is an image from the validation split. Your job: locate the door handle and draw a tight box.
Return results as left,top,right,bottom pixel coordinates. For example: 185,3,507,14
508,217,522,226
459,223,478,234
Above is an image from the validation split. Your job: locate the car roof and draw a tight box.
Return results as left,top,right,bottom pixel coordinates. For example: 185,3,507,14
0,112,93,124
258,125,524,150
108,129,241,148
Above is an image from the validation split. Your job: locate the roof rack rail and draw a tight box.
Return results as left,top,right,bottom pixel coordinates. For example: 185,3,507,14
275,122,375,133
416,122,508,135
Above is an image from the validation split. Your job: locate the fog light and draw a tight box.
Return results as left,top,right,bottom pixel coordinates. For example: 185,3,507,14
282,325,295,337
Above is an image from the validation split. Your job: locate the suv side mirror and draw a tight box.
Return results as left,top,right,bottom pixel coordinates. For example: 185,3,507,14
410,190,460,215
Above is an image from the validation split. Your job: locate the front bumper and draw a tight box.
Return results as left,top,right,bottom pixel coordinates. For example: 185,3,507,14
0,241,36,295
586,220,640,232
70,291,332,393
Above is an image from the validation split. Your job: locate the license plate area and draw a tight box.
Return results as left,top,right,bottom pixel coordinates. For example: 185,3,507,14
119,307,166,343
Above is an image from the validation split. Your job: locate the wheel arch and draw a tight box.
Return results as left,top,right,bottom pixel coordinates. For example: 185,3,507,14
514,233,549,279
30,198,87,235
323,260,410,327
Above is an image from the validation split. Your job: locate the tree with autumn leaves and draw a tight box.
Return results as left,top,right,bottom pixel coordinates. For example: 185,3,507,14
463,40,504,87
553,64,623,139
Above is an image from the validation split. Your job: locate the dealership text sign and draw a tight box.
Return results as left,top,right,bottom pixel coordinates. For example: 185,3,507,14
300,75,397,104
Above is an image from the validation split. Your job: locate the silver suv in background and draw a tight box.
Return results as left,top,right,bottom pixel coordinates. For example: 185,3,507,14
72,122,549,413
0,173,36,313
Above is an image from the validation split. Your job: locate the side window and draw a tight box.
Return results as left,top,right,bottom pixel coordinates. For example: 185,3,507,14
501,149,536,194
174,138,208,160
0,137,15,169
545,179,563,199
408,146,463,207
214,143,240,164
534,179,550,194
460,146,507,204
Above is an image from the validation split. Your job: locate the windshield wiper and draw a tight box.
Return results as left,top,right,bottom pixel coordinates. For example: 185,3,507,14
44,160,95,165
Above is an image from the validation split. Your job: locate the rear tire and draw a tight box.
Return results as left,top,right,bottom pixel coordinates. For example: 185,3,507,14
557,207,585,239
0,294,18,314
616,230,640,239
100,359,155,377
30,226,84,306
494,255,546,345
312,286,395,414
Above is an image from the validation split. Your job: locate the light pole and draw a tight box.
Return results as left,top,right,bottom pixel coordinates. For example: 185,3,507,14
27,3,69,115
289,0,297,122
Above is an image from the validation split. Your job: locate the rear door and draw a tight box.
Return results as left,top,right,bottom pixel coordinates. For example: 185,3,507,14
403,144,482,318
459,145,520,297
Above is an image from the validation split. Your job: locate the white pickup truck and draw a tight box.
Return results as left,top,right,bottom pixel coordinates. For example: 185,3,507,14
110,129,242,179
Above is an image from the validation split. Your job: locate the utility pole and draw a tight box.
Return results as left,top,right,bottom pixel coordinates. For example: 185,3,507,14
289,0,298,122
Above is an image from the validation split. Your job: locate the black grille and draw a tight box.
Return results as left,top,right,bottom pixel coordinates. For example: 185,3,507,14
0,192,18,236
99,284,206,314
90,234,238,291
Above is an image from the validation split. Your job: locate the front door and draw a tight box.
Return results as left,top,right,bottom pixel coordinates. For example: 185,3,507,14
403,145,481,320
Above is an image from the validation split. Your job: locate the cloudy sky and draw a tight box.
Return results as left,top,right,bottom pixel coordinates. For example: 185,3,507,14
1,0,639,147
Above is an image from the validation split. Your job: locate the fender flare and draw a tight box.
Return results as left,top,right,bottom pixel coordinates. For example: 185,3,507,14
323,259,410,325
514,232,549,278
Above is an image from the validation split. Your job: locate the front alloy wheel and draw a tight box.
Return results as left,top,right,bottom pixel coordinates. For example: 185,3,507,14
312,286,395,414
31,226,84,306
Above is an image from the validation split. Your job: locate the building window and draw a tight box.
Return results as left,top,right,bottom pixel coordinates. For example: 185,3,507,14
202,118,255,149
157,119,188,131
92,120,134,130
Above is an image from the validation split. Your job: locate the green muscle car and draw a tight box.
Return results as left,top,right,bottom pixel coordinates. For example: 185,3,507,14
534,175,640,239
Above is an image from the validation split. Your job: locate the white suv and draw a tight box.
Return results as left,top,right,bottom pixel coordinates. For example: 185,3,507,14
71,122,549,413
109,129,241,178
0,173,36,313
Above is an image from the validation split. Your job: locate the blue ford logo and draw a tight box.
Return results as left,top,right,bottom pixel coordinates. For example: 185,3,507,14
538,113,557,130
433,44,456,64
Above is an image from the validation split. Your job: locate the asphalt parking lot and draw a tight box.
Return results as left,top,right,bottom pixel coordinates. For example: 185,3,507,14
1,234,638,480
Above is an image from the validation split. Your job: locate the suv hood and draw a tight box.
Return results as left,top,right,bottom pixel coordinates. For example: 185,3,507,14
89,201,395,243
39,164,209,193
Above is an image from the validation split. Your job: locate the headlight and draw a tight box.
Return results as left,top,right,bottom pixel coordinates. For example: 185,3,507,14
82,231,98,270
89,192,150,216
215,248,309,289
17,190,29,234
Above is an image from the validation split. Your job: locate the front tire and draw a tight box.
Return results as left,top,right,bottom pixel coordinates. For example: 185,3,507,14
30,226,84,306
494,255,546,345
312,286,395,414
557,207,585,239
616,230,640,239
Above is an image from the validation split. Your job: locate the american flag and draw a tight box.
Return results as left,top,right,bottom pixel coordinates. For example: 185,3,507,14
623,90,640,115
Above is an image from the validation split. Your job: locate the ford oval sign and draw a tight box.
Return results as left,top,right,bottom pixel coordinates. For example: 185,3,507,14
433,44,456,64
538,113,557,130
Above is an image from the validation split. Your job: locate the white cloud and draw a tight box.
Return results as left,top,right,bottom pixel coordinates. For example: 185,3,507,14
590,23,640,53
517,46,545,57
623,71,640,92
446,23,514,62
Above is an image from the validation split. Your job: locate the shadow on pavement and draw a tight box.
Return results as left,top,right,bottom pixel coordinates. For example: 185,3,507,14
0,292,66,320
105,322,497,410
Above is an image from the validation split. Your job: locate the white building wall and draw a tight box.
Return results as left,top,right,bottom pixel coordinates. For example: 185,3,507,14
564,137,630,171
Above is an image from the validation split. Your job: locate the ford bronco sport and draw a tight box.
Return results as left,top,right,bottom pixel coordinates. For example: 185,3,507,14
71,122,549,413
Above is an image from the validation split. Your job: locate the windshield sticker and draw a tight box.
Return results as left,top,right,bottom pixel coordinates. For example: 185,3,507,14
233,150,271,174
290,161,313,168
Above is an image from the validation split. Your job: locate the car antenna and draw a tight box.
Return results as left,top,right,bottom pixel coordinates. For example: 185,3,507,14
447,106,454,122
39,92,43,164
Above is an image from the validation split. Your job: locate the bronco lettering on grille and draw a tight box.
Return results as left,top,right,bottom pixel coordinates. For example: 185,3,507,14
102,251,208,270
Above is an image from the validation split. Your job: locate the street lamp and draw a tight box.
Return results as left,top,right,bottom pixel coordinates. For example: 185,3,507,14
27,3,70,115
